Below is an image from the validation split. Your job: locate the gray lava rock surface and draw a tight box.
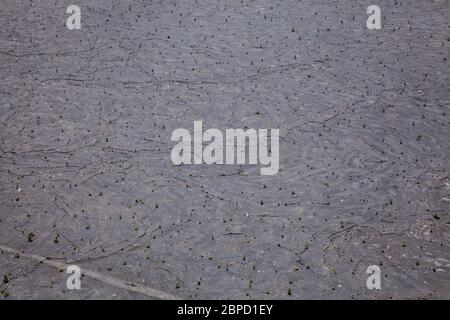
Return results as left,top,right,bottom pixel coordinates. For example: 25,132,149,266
0,0,449,299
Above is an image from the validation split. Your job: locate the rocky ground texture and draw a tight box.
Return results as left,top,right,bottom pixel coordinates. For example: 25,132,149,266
0,0,449,299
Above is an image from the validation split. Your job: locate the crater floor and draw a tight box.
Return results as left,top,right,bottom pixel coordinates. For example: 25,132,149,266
0,0,449,299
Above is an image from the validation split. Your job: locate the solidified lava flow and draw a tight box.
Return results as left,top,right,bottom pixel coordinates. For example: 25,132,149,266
0,0,449,299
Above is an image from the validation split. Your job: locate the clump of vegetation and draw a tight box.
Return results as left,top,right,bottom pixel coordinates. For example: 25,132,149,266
1,289,9,298
27,232,35,242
